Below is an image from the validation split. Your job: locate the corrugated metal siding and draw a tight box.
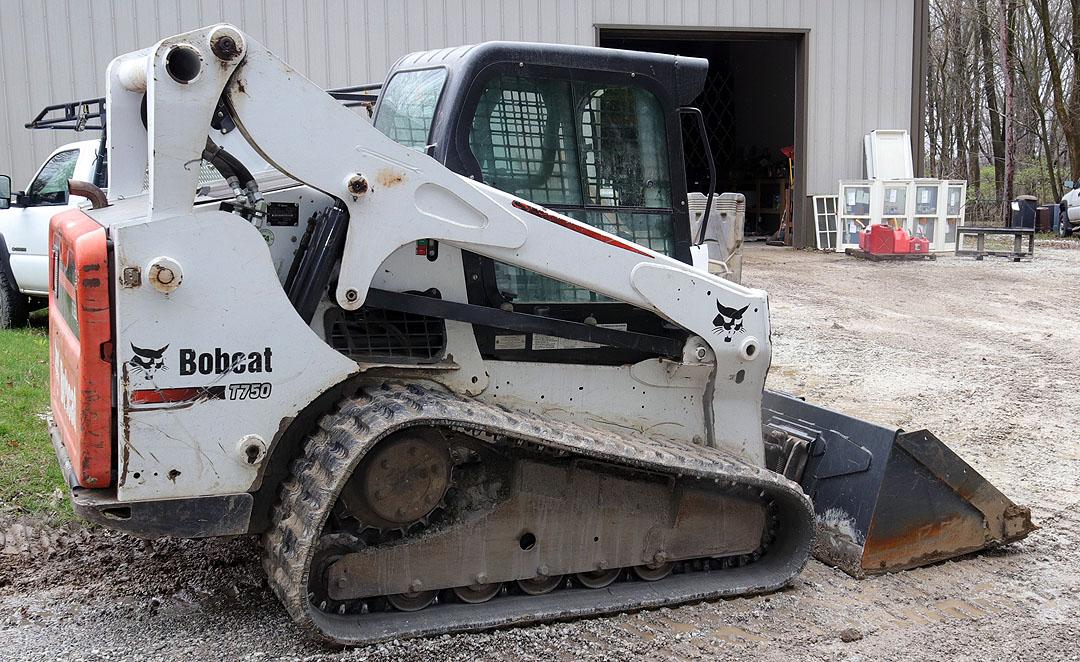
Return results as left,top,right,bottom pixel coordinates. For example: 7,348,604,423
1,0,915,197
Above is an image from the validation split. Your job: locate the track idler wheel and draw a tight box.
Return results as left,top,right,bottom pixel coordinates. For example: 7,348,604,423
576,569,621,589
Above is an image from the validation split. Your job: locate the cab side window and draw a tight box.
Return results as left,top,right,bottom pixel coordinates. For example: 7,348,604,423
28,149,80,204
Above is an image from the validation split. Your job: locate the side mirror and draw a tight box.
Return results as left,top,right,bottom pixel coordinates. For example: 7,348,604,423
0,175,10,210
1066,180,1075,190
679,106,716,244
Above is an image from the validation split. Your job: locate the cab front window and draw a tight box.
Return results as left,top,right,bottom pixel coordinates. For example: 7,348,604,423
374,68,448,152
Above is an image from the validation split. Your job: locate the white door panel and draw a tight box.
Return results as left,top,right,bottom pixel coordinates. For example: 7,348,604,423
8,253,48,295
2,203,76,294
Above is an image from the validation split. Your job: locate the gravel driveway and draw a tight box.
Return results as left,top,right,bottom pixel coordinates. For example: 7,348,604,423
2,244,1078,661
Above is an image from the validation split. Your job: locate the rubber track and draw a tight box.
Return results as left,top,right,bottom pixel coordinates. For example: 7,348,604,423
263,382,814,645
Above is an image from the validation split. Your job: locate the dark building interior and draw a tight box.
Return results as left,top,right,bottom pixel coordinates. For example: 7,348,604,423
600,32,798,238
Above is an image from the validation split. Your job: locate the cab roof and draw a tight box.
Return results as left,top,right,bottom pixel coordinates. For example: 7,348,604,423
386,41,709,107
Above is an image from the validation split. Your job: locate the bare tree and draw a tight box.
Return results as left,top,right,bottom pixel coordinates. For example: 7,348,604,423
977,0,1007,199
1016,1,1064,201
927,0,1079,223
1033,0,1080,185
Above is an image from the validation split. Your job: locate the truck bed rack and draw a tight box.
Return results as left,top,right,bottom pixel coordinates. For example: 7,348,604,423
25,97,105,131
25,83,382,132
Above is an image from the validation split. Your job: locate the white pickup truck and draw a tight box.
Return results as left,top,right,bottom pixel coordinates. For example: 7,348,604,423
1060,179,1080,237
0,139,103,327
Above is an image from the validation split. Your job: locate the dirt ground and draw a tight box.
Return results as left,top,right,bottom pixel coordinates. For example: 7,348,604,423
2,244,1078,661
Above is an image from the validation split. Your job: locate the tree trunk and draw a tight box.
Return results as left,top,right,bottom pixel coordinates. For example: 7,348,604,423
951,17,968,179
978,0,1006,202
1035,0,1080,183
1000,0,1016,225
927,54,940,175
1018,1,1061,202
967,58,982,190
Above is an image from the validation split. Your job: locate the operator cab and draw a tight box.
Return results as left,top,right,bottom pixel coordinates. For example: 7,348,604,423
372,42,710,365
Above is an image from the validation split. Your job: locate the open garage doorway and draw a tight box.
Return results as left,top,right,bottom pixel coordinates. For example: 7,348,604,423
599,29,804,243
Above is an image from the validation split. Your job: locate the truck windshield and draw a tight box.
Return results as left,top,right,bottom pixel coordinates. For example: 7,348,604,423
29,149,79,204
373,68,447,151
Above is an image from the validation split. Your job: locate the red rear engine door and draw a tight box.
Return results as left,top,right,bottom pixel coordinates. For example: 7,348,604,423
49,209,113,487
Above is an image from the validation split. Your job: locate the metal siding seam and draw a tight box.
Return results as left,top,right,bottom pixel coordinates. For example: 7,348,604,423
19,0,40,183
0,3,13,178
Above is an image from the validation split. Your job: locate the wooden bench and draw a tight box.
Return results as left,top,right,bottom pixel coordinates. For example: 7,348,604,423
955,226,1035,262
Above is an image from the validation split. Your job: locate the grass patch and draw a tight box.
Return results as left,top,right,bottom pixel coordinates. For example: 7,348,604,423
0,316,69,518
1037,232,1080,242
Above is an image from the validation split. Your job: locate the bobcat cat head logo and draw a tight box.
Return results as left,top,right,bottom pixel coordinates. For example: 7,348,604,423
128,344,169,380
713,302,748,343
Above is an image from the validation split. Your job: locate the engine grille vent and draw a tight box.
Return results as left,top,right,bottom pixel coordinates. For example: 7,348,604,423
324,305,446,363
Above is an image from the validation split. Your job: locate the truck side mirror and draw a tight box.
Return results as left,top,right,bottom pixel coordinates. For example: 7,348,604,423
0,175,10,210
1066,180,1075,190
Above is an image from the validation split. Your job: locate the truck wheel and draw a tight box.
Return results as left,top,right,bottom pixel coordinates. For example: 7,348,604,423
1061,204,1074,238
0,254,29,329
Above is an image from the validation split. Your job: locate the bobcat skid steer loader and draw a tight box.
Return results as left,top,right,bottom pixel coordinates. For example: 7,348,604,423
47,25,1033,645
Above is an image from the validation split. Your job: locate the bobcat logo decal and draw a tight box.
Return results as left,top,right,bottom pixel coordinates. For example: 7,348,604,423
128,344,169,380
712,302,749,343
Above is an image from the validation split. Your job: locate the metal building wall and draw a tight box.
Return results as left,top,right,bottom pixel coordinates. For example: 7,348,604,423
1,0,918,201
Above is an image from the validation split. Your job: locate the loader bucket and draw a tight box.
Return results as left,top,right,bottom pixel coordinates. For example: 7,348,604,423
761,390,1035,578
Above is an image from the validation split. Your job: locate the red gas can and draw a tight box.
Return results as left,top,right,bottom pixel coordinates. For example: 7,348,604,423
868,224,896,254
892,229,911,254
910,237,930,253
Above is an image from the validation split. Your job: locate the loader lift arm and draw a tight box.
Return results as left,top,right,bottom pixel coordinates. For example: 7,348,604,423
107,25,771,464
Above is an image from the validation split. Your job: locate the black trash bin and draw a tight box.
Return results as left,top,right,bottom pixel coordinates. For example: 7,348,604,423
1011,195,1038,229
1038,204,1058,233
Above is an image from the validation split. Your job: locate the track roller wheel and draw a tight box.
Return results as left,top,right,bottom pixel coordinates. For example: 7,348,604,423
576,569,620,589
516,575,563,595
308,533,363,614
387,589,439,612
452,583,502,604
632,563,673,582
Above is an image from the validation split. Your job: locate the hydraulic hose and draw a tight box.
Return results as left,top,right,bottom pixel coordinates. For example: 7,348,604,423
202,137,254,189
202,137,265,219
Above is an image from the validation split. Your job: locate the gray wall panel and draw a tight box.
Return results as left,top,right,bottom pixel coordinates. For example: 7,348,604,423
1,0,918,201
